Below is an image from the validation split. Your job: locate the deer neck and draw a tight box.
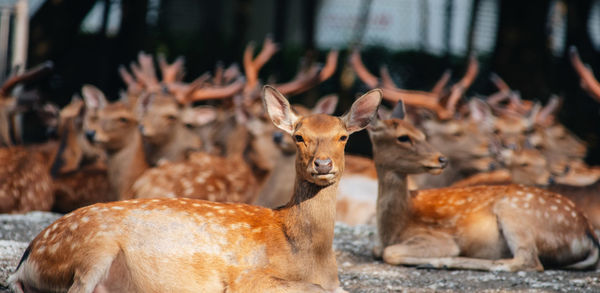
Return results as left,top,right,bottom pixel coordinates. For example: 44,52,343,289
277,176,339,258
375,166,413,248
107,132,149,200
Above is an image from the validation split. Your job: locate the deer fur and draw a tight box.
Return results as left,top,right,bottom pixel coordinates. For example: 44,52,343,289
368,101,599,272
9,86,382,293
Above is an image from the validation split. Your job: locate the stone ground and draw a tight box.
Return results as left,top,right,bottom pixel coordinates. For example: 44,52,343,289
0,212,598,292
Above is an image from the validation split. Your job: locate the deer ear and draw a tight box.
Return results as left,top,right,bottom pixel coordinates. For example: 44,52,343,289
262,85,298,135
312,94,338,115
343,89,382,134
390,100,406,120
82,85,107,110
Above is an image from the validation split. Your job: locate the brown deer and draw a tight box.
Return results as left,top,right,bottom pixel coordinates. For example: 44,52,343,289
368,100,599,271
9,86,381,293
351,50,498,189
79,85,258,204
49,95,111,213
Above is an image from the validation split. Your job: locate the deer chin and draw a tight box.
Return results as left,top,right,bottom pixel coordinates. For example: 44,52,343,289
309,172,338,186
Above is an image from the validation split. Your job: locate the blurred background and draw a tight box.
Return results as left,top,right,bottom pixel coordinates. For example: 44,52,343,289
1,0,600,163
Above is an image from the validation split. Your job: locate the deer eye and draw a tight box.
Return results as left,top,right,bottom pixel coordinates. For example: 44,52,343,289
184,123,195,129
166,115,177,121
339,135,348,142
493,128,501,135
118,117,129,124
520,163,530,167
397,135,411,144
453,132,464,137
294,135,304,143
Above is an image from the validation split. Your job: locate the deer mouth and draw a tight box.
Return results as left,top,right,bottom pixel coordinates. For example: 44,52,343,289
424,165,445,175
311,172,337,180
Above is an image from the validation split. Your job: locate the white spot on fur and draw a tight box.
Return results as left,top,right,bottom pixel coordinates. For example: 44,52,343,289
516,191,524,195
550,205,558,211
523,202,530,209
69,223,78,231
111,206,125,210
524,193,534,200
81,216,90,223
571,211,577,218
538,198,546,204
192,203,201,207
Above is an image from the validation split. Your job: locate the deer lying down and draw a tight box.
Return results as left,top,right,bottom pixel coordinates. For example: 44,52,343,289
9,86,382,293
368,101,599,272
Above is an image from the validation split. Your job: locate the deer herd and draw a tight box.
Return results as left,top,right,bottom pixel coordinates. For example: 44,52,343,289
0,37,599,291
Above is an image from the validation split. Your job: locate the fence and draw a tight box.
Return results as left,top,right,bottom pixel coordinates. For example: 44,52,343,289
0,0,28,82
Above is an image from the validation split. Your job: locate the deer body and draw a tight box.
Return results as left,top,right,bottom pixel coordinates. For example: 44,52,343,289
369,102,599,271
0,145,55,213
10,86,380,292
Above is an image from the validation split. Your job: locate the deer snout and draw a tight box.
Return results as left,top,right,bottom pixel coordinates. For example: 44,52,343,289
85,130,96,142
273,131,284,144
314,158,333,174
438,156,448,168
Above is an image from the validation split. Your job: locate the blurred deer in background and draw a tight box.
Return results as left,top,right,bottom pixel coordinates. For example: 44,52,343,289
9,86,382,293
368,99,599,271
49,94,111,213
0,62,60,213
351,51,498,188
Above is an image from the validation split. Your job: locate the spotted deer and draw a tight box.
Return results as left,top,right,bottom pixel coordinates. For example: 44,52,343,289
79,85,258,204
368,100,599,271
9,86,381,293
351,50,499,189
452,147,600,237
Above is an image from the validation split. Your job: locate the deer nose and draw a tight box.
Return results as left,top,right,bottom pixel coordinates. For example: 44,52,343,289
548,176,555,185
314,158,333,174
46,127,58,138
273,132,284,144
438,156,448,168
488,161,498,171
138,125,145,134
85,130,96,142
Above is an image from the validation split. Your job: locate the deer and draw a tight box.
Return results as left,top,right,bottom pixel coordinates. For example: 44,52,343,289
368,99,599,272
9,85,382,293
49,94,112,213
351,50,499,188
0,63,60,213
77,85,258,204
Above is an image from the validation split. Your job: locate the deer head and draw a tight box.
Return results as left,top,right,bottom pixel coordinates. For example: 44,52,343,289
263,86,380,186
368,101,448,175
82,87,137,153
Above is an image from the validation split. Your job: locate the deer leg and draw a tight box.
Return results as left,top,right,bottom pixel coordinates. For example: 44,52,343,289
490,208,544,272
233,272,332,293
382,231,460,262
67,251,120,293
382,232,514,271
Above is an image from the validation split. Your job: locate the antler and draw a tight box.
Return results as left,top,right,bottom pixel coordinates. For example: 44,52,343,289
431,69,452,96
158,54,185,83
350,50,453,119
569,46,600,102
445,55,479,113
243,36,279,93
535,95,561,126
274,50,339,96
0,61,54,97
